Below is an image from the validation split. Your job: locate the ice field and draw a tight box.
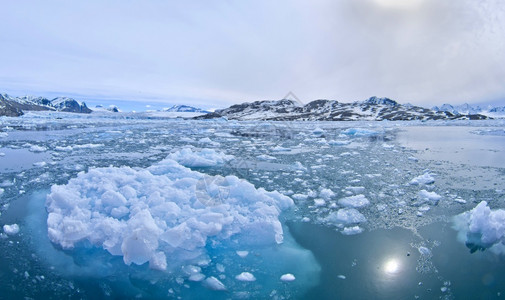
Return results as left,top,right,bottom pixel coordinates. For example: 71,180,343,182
1,111,505,299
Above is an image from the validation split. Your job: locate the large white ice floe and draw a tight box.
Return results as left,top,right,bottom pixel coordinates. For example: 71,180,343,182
453,201,505,254
167,147,233,167
45,157,293,271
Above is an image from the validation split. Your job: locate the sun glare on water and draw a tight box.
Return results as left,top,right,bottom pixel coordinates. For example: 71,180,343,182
384,259,400,274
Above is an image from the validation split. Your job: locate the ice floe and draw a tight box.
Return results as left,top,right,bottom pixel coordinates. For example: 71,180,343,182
453,201,505,254
167,147,233,167
46,157,293,271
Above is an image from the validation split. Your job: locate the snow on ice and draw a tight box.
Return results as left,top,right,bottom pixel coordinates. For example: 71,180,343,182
46,157,293,271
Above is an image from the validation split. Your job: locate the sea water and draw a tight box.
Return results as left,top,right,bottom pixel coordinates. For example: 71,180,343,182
1,112,504,299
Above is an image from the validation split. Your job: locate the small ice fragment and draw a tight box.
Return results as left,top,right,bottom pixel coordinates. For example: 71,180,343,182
236,251,249,258
319,188,335,200
454,198,466,204
441,286,448,292
345,186,365,195
410,173,435,185
280,273,296,282
338,275,346,279
326,208,367,225
0,188,4,196
338,195,370,208
203,276,226,291
312,127,325,135
235,272,256,282
314,199,326,207
3,224,20,235
418,205,431,212
418,246,431,256
418,190,442,204
33,161,47,167
342,226,363,235
216,263,225,273
301,217,310,222
292,194,308,201
188,273,206,282
29,145,47,152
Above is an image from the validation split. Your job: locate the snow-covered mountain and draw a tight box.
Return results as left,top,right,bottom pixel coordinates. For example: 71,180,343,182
92,104,121,113
432,103,505,118
0,93,92,116
162,105,209,113
197,97,490,121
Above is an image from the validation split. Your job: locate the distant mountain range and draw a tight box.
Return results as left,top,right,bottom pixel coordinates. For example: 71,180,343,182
2,92,502,121
0,93,91,116
432,103,505,118
162,105,209,113
196,97,492,121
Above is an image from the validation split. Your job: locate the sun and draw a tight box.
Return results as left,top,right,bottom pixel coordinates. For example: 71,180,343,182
372,0,424,10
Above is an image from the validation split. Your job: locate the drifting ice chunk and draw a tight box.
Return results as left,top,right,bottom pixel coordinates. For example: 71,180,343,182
418,190,442,205
236,272,256,281
236,250,249,258
338,195,370,208
341,128,378,137
326,208,367,225
344,186,365,195
203,276,227,291
280,273,296,282
168,147,233,167
3,224,20,235
29,145,47,152
45,157,294,271
319,188,335,200
453,201,505,253
328,140,350,146
410,172,435,185
342,226,363,235
418,246,432,256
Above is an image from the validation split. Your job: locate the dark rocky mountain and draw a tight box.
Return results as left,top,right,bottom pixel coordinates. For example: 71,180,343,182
197,97,490,121
0,93,92,116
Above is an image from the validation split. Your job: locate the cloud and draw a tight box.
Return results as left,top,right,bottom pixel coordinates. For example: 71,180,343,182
0,0,504,108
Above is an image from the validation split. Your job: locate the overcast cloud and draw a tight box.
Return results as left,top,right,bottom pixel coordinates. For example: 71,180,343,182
1,0,504,109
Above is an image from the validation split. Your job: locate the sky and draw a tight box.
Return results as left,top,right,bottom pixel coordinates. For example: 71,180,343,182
1,0,504,111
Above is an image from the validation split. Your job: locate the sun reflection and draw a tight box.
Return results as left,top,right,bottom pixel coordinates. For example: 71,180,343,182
384,259,400,274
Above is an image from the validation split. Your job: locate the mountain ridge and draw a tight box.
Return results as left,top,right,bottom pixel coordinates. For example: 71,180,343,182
196,96,491,121
0,93,92,116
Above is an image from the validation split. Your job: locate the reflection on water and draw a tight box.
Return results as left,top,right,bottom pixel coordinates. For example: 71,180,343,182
384,258,400,275
289,221,505,299
397,126,505,168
